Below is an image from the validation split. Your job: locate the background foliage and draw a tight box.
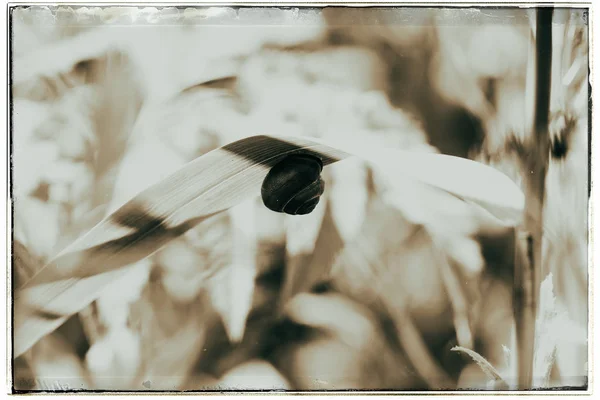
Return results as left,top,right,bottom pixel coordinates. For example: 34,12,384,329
11,6,589,391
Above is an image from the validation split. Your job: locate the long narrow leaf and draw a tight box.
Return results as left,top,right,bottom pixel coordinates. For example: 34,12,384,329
13,134,525,358
451,346,509,389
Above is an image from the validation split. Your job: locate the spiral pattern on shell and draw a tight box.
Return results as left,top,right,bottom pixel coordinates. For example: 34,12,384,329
261,154,325,215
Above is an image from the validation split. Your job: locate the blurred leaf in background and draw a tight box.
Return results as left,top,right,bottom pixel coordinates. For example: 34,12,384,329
272,292,425,390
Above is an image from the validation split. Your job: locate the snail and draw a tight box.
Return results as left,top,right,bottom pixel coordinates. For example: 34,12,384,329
261,154,325,216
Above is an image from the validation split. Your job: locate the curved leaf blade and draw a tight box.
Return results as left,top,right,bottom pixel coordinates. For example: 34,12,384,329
13,134,524,358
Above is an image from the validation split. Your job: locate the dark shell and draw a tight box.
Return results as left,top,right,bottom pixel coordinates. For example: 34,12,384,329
261,154,325,216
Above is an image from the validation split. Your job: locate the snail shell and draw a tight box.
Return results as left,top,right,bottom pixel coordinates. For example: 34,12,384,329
261,154,325,216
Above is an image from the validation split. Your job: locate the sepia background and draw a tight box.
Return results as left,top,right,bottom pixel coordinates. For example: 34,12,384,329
10,6,589,391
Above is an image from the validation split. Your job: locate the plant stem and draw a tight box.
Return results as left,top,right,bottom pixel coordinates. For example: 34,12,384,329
513,228,535,389
514,7,553,390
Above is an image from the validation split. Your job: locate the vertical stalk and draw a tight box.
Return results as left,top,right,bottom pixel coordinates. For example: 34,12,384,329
514,228,535,389
514,7,553,390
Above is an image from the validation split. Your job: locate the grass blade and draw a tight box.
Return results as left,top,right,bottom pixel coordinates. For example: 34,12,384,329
13,134,525,358
451,346,509,390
